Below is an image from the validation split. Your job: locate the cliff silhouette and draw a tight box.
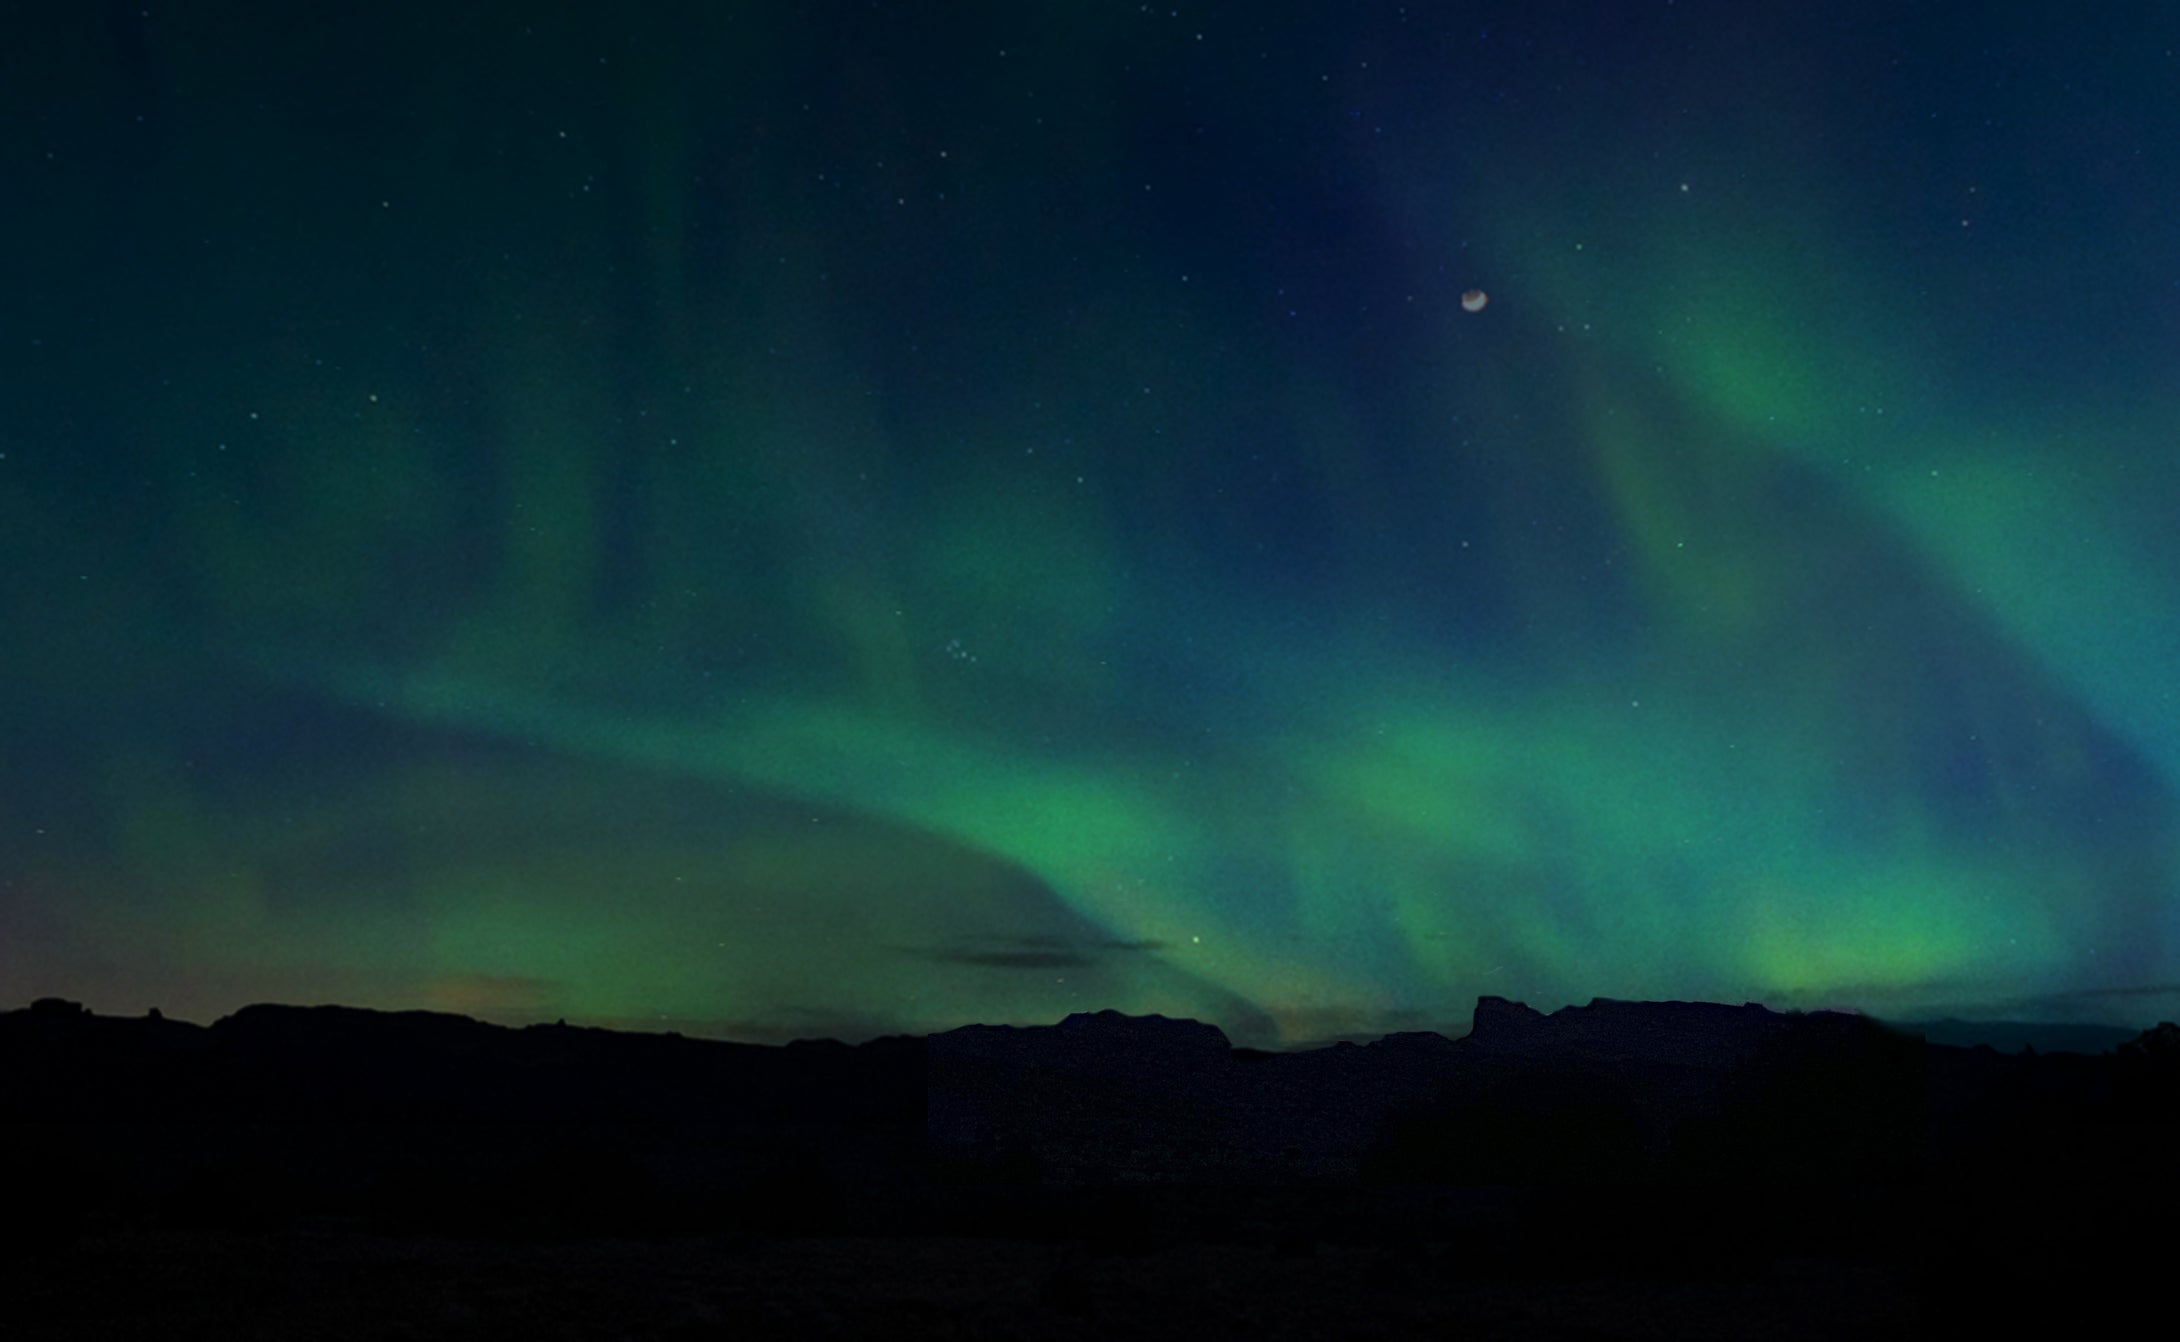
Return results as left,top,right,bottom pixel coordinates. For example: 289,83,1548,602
6,993,2176,1338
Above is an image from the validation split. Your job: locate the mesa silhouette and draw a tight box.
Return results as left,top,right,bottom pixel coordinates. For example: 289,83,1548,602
6,994,2177,1337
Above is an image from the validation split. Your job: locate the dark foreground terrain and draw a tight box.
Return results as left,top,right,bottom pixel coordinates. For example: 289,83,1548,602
6,994,2176,1338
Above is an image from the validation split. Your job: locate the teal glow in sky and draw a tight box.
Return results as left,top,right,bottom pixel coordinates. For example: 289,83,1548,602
5,2,2178,1044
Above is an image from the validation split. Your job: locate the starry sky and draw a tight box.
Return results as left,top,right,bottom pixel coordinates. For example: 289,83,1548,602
6,1,2180,1046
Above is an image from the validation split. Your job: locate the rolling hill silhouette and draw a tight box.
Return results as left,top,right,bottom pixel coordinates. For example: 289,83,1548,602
6,992,2176,1338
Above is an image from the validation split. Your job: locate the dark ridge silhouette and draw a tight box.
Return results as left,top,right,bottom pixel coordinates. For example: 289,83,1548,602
6,994,2178,1338
1884,1016,2143,1054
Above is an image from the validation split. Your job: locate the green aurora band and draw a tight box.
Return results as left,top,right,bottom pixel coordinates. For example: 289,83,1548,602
3,3,2175,1043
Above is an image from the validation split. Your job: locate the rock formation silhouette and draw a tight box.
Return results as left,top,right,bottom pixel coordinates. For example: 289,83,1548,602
7,993,2177,1337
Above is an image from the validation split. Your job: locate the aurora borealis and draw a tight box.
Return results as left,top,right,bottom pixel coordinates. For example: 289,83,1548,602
6,2,2180,1046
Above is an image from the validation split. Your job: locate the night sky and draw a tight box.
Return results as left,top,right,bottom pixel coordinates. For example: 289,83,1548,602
7,2,2180,1046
